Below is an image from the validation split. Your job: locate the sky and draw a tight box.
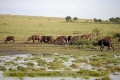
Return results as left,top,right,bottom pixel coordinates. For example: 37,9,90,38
0,0,120,20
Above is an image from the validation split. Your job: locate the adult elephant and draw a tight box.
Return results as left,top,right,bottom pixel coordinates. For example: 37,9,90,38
55,36,66,45
5,36,15,43
28,35,41,43
41,36,55,44
95,36,114,51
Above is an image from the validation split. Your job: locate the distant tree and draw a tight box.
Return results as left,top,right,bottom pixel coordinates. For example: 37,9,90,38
94,18,102,22
93,18,97,22
109,17,120,24
97,19,102,22
109,17,115,22
74,17,78,22
65,16,72,22
115,17,120,23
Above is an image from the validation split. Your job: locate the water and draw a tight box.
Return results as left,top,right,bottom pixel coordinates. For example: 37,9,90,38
0,52,120,80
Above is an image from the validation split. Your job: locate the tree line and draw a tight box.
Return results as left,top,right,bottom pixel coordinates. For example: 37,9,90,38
65,16,120,24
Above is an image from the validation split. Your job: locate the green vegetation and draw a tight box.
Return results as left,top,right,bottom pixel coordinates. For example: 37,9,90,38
37,59,47,66
0,15,120,79
17,66,28,71
77,70,109,77
48,59,65,70
70,63,79,69
0,66,7,71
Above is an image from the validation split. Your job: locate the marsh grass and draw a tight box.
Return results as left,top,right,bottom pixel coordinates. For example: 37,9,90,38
9,67,16,71
0,66,7,71
70,63,79,69
77,70,109,77
37,59,47,66
73,58,88,63
4,61,18,66
17,66,28,71
101,76,111,80
59,56,69,62
48,59,65,70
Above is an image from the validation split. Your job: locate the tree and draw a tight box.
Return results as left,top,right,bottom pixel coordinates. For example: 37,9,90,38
93,18,97,22
109,17,120,24
94,18,102,22
109,17,115,22
74,17,78,22
97,19,102,22
65,16,72,22
115,17,120,23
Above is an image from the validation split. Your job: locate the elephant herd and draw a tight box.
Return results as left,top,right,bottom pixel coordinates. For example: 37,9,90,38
4,34,116,51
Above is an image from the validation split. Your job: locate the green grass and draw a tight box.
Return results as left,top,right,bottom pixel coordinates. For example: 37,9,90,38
0,15,120,40
0,14,120,55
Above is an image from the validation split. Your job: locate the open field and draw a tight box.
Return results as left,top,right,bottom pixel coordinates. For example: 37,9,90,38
0,14,120,80
0,14,120,52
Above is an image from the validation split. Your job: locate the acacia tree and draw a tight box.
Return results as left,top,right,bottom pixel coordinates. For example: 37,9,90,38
65,16,72,22
93,18,102,22
109,17,120,24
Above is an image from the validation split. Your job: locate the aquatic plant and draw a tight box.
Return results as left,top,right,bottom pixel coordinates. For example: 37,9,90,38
14,57,23,61
70,63,79,69
73,58,88,63
32,67,46,71
64,67,71,71
101,76,111,80
48,60,65,70
37,59,47,66
0,66,7,71
27,62,34,67
59,56,69,62
89,61,103,67
97,68,104,71
105,65,120,72
4,61,17,66
77,70,109,77
9,67,16,71
17,66,28,71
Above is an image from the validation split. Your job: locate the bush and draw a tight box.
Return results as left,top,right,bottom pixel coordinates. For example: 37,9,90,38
72,39,94,48
113,33,120,38
73,39,93,45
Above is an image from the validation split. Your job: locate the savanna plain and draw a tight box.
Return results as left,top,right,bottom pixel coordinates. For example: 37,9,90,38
0,15,120,80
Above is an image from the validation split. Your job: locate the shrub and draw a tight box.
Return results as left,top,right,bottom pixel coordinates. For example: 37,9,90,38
17,66,28,71
73,39,93,45
70,63,79,69
0,66,7,71
113,33,120,38
101,76,111,80
72,39,94,48
92,28,100,36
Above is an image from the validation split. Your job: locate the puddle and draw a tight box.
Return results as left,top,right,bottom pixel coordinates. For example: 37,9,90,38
0,52,120,80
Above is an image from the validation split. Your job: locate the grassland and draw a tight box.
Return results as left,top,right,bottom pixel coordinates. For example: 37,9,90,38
0,14,120,55
0,15,120,80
